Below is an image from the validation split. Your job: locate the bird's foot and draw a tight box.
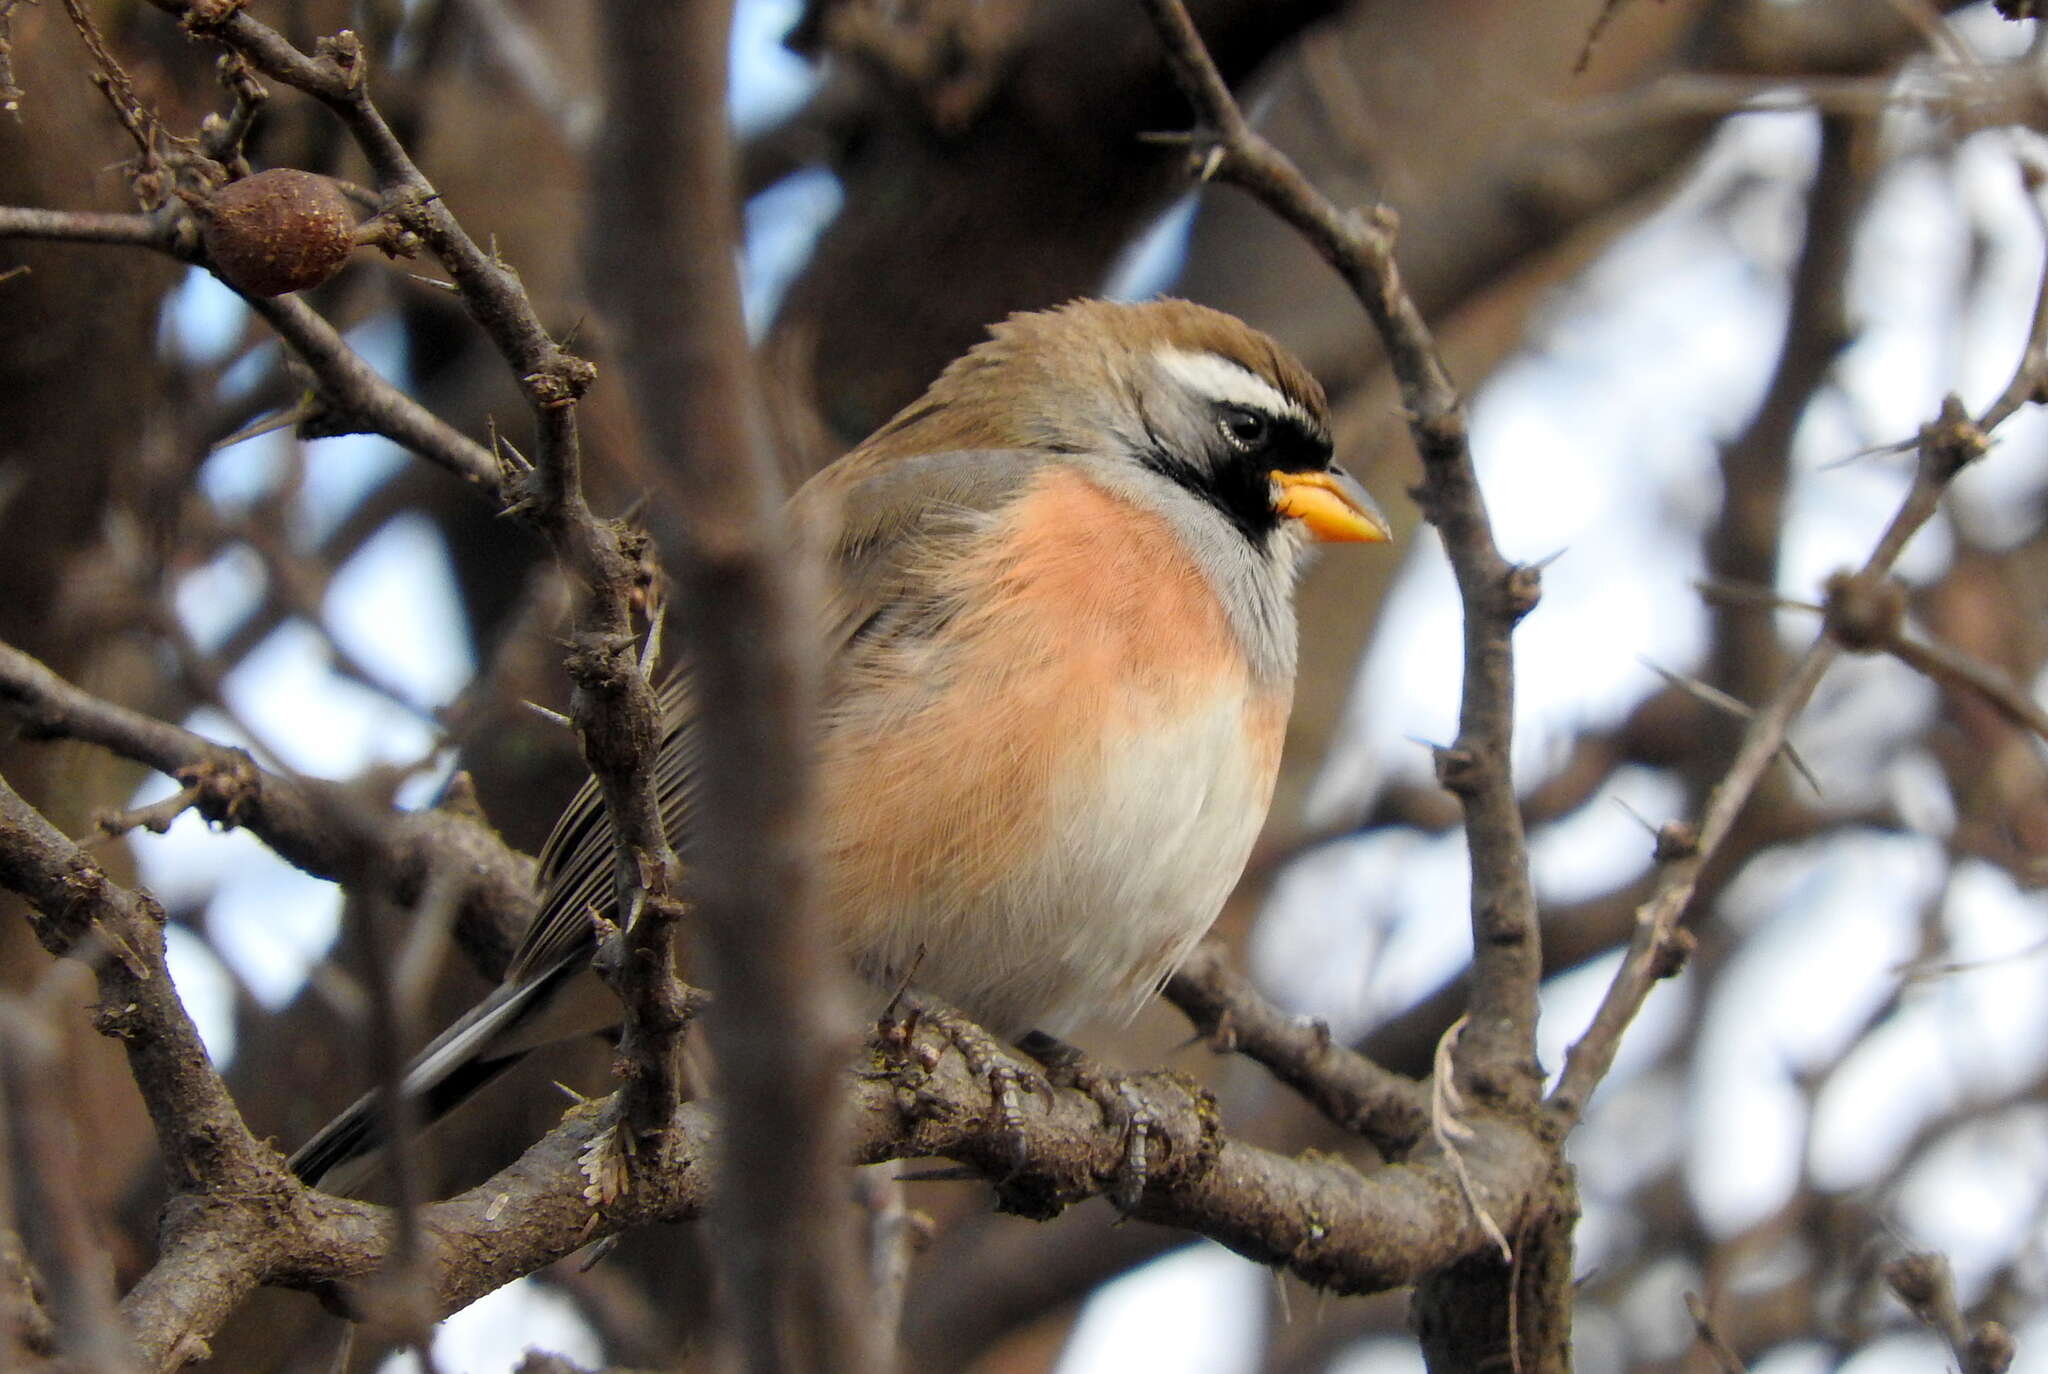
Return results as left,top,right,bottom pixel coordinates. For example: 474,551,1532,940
1017,1030,1156,1212
878,994,1041,1175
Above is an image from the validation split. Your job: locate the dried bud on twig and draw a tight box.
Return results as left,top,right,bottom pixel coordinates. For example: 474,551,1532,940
191,168,357,296
1821,571,1906,653
1883,1250,1947,1314
1969,1322,2016,1374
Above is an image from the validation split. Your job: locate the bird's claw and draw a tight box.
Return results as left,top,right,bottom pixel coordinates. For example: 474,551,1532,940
883,994,1040,1174
1105,1079,1156,1212
1018,1031,1156,1212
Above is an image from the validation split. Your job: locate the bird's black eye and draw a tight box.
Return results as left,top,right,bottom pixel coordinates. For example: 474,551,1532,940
1219,406,1271,451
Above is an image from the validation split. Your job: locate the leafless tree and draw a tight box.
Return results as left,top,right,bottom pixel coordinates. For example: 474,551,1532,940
0,1,2041,1371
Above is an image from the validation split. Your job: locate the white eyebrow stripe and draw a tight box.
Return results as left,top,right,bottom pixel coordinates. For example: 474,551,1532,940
1153,347,1316,430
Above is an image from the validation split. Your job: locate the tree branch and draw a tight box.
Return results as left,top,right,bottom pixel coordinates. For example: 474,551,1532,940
245,1018,1553,1325
140,0,695,1234
1549,397,1993,1127
0,203,171,247
0,637,536,979
1135,5,1566,1365
1138,0,1544,1106
1885,1251,2015,1374
0,771,283,1207
0,204,506,490
1820,570,2048,745
1547,123,2048,1125
1165,944,1428,1157
589,3,870,1370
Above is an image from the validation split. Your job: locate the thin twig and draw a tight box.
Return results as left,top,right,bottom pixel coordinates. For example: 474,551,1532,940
1884,1251,2016,1374
0,637,536,977
1684,1292,1752,1374
237,294,503,489
1819,570,2048,744
1549,398,1993,1128
1165,945,1428,1157
1980,147,2048,432
1548,92,2048,1125
0,203,506,490
143,0,685,1198
0,204,172,247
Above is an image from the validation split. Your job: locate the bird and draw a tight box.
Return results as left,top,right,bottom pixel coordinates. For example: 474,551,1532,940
290,297,1390,1188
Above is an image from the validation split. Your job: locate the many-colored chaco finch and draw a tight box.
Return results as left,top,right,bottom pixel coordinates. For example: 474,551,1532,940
292,298,1391,1187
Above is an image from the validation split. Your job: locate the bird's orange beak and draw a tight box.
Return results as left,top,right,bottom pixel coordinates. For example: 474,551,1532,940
1271,467,1392,543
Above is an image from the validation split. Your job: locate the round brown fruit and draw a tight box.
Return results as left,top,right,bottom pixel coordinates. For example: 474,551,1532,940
197,168,357,297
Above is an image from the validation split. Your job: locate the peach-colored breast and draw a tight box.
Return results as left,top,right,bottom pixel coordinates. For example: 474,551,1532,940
818,467,1291,1033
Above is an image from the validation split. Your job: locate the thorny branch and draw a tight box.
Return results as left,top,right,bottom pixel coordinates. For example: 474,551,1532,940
1541,42,2048,1133
0,4,1562,1356
1138,0,1544,1109
0,769,290,1365
0,638,536,977
0,1,663,1014
1166,943,1428,1157
1542,69,2044,1138
1885,1251,2017,1374
0,204,502,489
264,1011,1549,1326
1135,3,1567,1365
0,652,1553,1366
135,0,690,1173
0,0,681,1321
0,2,1558,1367
1549,260,2043,1126
1821,569,2048,744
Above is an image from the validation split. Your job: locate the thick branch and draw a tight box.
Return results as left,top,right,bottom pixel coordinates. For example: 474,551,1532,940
590,4,869,1370
0,774,279,1199
247,1020,1554,1321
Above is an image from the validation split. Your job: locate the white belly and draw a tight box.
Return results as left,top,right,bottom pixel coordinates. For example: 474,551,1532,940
839,684,1282,1036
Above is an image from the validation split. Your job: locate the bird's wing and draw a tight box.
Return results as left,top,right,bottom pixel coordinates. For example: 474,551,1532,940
505,449,1045,990
806,448,1044,677
507,671,698,988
